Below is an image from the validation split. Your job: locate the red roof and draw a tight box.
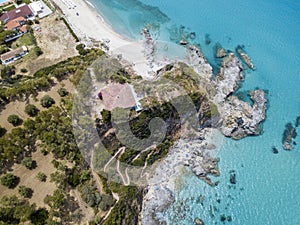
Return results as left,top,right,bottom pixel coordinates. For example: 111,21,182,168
0,5,33,23
5,16,25,30
100,83,136,111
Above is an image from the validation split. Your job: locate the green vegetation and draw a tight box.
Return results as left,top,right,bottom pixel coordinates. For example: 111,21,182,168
3,4,15,11
18,185,33,198
102,182,142,225
44,189,65,210
76,43,88,55
25,104,39,117
20,68,28,73
0,173,19,188
92,57,132,84
7,114,22,126
40,95,55,108
101,109,111,123
21,157,35,169
12,33,35,48
34,46,43,56
0,195,41,224
60,17,80,42
57,87,68,97
0,126,6,137
36,172,47,182
0,48,104,108
15,0,30,5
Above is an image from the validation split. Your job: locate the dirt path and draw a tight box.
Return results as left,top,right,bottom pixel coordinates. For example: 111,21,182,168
70,189,95,223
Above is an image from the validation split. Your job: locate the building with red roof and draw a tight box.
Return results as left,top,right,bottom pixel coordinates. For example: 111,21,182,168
0,5,33,23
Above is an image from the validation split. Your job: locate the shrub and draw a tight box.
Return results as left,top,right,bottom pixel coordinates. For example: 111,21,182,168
30,208,49,224
25,104,39,117
18,185,33,198
27,20,33,25
76,44,87,55
20,68,28,73
99,194,115,211
0,173,19,188
7,114,22,126
40,95,55,108
101,109,111,123
34,46,43,56
36,172,47,182
21,157,35,169
0,126,6,137
57,87,68,97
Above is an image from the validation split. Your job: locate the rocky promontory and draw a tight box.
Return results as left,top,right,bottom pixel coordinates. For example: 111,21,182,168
140,37,267,224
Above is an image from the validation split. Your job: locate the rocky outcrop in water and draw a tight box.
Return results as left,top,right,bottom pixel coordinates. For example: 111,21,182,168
282,122,297,150
219,90,267,139
212,52,267,139
141,44,267,223
187,45,213,80
236,45,255,70
214,42,227,58
141,135,220,225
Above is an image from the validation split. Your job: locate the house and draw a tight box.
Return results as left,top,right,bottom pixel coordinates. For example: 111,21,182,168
1,46,28,65
99,83,142,111
5,16,26,31
0,5,34,23
29,1,52,19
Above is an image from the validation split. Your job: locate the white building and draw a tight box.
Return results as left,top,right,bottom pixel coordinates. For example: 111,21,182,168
29,1,52,18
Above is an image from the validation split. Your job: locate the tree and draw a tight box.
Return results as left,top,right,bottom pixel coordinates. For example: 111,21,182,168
20,68,28,73
101,109,111,123
0,173,19,188
44,189,65,210
40,95,55,108
0,126,6,137
57,87,68,97
98,194,115,211
25,104,39,117
7,114,22,126
34,46,43,56
18,185,33,198
30,208,49,225
21,157,35,169
36,172,47,182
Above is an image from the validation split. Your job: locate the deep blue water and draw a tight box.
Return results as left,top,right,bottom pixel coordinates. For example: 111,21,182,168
91,0,300,224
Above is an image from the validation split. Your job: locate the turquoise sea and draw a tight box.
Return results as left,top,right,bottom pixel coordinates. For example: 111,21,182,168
91,0,300,224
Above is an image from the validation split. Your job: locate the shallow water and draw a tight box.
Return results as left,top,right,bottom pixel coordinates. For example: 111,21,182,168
91,0,300,223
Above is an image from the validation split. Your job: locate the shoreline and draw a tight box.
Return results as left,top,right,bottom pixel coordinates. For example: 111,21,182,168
52,0,158,78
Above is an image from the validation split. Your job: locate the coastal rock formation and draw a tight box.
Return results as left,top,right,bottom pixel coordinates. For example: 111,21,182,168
141,45,267,223
282,122,297,150
236,45,255,70
214,53,244,102
219,90,267,139
212,52,267,139
214,43,227,58
141,135,220,224
141,28,156,68
187,45,213,80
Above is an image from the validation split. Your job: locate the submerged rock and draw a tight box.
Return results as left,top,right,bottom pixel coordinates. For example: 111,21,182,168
282,122,297,150
194,217,204,225
236,45,255,70
214,42,227,58
272,146,279,154
205,33,211,45
295,116,300,127
230,173,236,184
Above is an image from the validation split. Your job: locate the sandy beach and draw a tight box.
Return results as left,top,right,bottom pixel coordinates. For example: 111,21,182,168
52,0,157,78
